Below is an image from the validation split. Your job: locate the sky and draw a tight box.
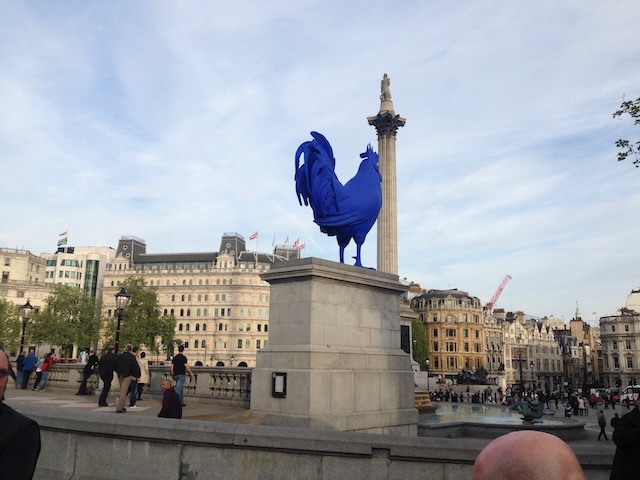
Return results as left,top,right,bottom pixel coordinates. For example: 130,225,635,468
1,1,639,324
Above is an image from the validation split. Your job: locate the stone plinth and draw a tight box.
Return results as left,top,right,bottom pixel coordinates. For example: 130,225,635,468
250,257,417,435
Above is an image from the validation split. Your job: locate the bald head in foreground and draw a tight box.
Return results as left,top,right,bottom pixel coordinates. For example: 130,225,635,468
472,431,585,480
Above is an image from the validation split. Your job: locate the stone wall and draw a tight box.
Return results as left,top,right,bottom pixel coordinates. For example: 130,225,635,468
16,403,613,480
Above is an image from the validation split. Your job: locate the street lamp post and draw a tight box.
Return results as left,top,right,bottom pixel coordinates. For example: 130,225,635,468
426,359,430,391
518,350,525,394
530,361,535,390
19,299,33,353
114,287,131,354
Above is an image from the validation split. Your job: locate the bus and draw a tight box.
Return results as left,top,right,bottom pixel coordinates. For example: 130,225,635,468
620,385,640,403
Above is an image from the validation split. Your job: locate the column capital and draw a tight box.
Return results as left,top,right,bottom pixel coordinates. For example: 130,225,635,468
367,112,406,137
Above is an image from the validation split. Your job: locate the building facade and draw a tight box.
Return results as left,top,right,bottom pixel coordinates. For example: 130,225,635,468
0,247,50,316
410,289,485,382
101,233,297,367
599,290,640,388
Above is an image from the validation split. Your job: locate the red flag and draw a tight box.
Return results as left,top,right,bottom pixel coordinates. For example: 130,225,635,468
249,231,259,240
293,239,299,247
299,243,305,250
59,231,68,236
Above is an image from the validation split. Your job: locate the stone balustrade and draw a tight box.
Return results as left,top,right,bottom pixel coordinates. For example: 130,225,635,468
39,363,251,407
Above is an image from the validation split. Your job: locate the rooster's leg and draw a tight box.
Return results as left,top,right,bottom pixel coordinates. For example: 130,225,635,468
353,243,363,267
337,235,351,264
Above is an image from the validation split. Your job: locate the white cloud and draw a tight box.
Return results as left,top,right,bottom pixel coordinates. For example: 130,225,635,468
1,0,639,321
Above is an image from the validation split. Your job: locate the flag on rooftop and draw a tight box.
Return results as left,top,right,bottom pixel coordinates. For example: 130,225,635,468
57,237,68,246
59,231,67,236
249,231,259,240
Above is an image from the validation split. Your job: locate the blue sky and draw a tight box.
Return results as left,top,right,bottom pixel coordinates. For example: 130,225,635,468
1,1,639,323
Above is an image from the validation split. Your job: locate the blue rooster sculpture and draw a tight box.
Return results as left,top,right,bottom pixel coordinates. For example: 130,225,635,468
295,131,382,268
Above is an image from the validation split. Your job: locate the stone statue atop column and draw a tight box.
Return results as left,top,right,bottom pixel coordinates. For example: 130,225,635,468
380,73,392,101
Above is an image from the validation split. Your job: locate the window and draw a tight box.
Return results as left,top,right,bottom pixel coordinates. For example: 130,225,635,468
434,357,439,369
184,341,189,348
464,342,469,352
433,328,438,337
201,340,206,348
257,324,262,332
474,343,481,353
194,340,199,348
264,324,268,332
625,325,630,332
613,356,620,368
179,324,183,331
186,324,190,331
612,325,616,332
446,342,457,352
202,323,207,331
257,340,261,349
237,339,242,349
626,357,633,369
218,323,223,331
626,340,632,350
195,324,200,332
446,328,456,337
433,342,439,352
613,341,618,350
463,329,468,338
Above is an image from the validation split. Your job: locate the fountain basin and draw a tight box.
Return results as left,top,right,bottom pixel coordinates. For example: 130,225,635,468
417,403,587,441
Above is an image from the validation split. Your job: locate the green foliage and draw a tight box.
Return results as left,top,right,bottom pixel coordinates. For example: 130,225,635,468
0,298,21,352
28,285,101,356
411,319,429,370
613,97,640,168
103,277,175,354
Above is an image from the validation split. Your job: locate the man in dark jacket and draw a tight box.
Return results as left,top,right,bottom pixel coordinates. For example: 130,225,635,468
0,349,41,479
114,344,141,413
97,346,116,407
610,393,640,479
76,349,99,395
158,378,182,419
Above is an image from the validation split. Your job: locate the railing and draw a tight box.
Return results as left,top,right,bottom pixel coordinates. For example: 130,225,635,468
25,363,252,407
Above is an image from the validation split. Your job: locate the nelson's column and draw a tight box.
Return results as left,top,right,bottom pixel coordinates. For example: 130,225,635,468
368,73,405,274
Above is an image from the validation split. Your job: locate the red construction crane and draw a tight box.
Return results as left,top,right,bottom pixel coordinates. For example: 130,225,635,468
486,274,512,315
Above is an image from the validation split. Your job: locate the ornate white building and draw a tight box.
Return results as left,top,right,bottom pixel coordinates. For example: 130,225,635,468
101,233,298,367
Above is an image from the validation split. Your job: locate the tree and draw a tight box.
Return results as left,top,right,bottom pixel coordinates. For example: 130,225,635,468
102,277,175,354
411,319,428,370
0,298,20,352
29,285,101,357
613,97,640,168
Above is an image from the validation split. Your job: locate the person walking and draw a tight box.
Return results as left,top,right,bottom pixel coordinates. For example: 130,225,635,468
158,378,182,419
76,350,99,395
597,409,608,441
127,346,140,409
97,346,116,407
610,393,640,479
136,351,150,401
15,351,25,390
170,345,193,407
21,349,37,389
114,344,140,413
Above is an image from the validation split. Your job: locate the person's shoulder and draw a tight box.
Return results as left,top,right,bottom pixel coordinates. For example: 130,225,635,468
0,403,40,431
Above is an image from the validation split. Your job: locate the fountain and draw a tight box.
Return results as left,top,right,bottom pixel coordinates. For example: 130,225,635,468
417,401,587,441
